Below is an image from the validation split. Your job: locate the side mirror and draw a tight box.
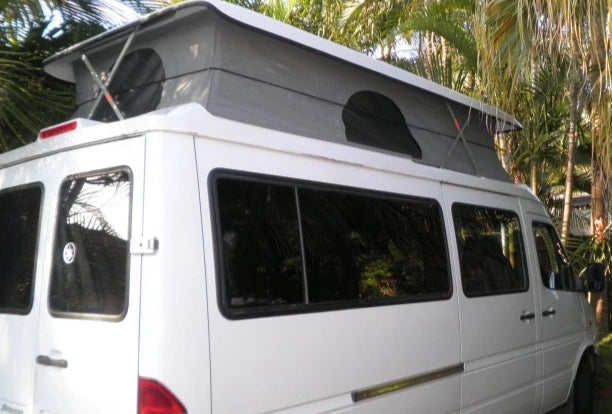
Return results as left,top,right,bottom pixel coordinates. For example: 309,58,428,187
575,277,584,293
586,263,605,292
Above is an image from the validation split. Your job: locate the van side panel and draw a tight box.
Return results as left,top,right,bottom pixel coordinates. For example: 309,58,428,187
138,133,211,413
196,137,461,413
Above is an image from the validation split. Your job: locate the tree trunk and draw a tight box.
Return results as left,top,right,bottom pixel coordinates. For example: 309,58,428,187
495,133,512,176
589,278,608,337
592,165,606,233
530,162,538,195
590,158,608,336
560,81,580,245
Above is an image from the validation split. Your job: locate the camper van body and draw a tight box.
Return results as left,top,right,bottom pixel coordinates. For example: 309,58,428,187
0,1,597,414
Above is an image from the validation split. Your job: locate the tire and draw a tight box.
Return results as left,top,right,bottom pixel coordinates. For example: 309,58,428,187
573,356,594,414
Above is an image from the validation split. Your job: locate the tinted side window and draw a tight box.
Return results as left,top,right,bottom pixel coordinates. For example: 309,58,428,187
216,179,304,307
49,170,131,318
0,185,42,314
214,173,450,318
300,189,448,302
533,222,575,291
453,204,528,297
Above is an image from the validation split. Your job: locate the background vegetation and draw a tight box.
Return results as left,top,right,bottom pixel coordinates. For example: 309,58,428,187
2,0,612,333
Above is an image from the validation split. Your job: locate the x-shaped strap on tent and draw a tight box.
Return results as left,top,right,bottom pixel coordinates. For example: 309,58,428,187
441,103,480,176
82,25,140,121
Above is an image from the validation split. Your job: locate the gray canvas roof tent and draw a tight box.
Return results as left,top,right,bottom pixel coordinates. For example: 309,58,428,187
43,0,521,181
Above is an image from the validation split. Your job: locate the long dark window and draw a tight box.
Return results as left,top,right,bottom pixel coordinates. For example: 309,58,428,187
213,172,450,318
0,185,42,314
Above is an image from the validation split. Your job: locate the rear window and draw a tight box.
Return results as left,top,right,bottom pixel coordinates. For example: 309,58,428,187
49,170,131,319
0,185,43,314
212,172,450,318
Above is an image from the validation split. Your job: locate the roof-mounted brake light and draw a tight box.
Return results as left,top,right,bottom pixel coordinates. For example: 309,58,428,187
38,118,101,140
39,120,77,139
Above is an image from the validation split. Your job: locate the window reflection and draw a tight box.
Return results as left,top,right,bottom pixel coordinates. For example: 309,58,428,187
50,170,131,317
533,222,575,291
453,204,528,297
215,173,450,318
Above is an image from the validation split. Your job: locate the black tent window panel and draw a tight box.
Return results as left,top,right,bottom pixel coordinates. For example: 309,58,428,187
92,48,165,122
342,90,422,159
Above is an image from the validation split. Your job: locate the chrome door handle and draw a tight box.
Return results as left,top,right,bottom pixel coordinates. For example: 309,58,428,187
520,312,535,321
542,309,557,317
36,355,68,368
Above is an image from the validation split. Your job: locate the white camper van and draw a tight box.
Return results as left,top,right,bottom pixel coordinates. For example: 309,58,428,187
0,1,599,414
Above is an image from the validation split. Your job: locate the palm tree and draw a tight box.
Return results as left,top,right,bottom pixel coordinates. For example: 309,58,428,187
0,0,155,151
0,23,75,150
2,1,152,38
476,0,612,334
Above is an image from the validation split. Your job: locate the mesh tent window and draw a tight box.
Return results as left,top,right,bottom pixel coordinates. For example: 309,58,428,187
342,90,422,159
91,48,165,122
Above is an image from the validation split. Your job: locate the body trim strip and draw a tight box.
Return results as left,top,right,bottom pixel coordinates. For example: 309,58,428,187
352,363,464,403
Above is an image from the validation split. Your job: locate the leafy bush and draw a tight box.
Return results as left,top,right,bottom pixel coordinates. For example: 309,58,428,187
596,333,612,391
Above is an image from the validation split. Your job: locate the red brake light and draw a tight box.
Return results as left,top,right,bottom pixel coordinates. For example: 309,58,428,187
39,120,78,139
139,378,187,414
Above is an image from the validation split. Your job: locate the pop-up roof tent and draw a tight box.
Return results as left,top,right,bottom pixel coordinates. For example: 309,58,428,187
43,0,521,181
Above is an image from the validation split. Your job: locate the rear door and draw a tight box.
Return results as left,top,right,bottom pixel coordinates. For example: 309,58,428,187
443,185,539,414
33,137,145,414
0,169,45,414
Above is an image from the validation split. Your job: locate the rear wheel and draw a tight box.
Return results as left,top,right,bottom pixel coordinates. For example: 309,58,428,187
573,356,594,414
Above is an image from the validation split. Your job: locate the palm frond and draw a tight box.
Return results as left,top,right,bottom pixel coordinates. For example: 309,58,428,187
0,49,74,150
403,0,477,70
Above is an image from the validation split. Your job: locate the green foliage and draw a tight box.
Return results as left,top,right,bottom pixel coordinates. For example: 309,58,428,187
221,0,265,10
358,240,421,299
360,258,394,298
0,51,70,149
569,223,612,293
391,50,471,92
0,17,110,151
571,232,612,280
403,0,477,70
0,0,143,151
510,58,573,197
341,0,411,55
2,1,156,41
596,333,612,391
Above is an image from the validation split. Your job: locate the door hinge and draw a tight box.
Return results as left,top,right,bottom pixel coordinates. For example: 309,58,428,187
130,237,159,255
